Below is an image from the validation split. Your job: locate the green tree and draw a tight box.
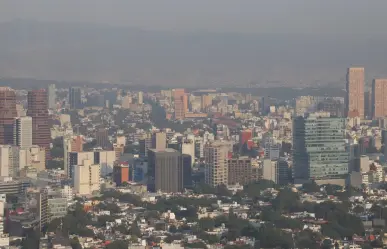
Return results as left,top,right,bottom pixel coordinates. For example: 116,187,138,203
106,240,129,249
105,203,121,214
70,237,82,249
130,222,142,237
353,205,365,214
197,232,220,244
216,184,233,197
96,215,115,227
271,187,300,212
198,217,216,231
302,180,321,193
185,242,207,249
169,225,177,233
21,229,40,249
243,180,277,198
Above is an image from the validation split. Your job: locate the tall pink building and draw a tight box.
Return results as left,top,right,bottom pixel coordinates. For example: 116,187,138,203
346,67,365,118
372,79,387,119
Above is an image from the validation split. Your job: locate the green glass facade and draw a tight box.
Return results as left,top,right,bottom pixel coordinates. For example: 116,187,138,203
293,113,349,181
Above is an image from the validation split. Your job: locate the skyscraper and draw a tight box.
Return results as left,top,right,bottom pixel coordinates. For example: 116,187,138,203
204,140,231,187
0,87,17,144
47,84,56,109
173,88,186,120
346,67,365,118
96,128,109,149
69,87,82,110
293,112,349,184
148,148,183,193
372,79,387,119
13,116,33,149
182,154,192,188
27,89,51,160
137,91,143,105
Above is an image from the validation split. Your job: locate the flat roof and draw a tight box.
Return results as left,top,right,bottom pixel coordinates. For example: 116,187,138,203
148,148,178,153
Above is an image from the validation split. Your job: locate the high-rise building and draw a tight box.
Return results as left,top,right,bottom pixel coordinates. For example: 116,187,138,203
113,162,130,186
228,156,252,185
137,91,143,105
19,145,46,172
182,138,195,166
67,150,115,178
13,116,32,149
293,112,349,184
148,148,183,193
26,188,48,232
239,129,253,146
346,67,365,118
0,145,19,177
317,98,345,118
182,154,192,189
201,94,213,111
121,95,132,109
27,89,51,160
47,84,56,109
151,132,167,151
262,159,277,183
63,135,84,177
372,79,387,119
73,159,100,195
204,141,231,187
295,96,319,117
0,87,17,144
96,128,109,149
173,89,186,120
69,87,82,110
364,90,373,119
139,133,152,158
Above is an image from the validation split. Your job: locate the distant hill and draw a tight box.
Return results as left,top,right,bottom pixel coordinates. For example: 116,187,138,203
0,20,386,87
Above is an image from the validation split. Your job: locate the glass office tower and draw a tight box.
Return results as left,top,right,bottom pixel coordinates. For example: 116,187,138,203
293,112,349,182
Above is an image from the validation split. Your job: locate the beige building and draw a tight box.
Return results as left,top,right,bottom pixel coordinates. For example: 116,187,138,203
152,132,167,150
16,104,26,117
19,146,46,172
295,96,318,117
13,116,33,149
137,91,143,105
59,114,71,126
346,67,365,118
0,145,19,177
262,159,277,183
116,136,126,147
73,159,100,195
121,95,132,109
182,139,195,165
66,150,115,178
204,141,231,187
372,79,387,118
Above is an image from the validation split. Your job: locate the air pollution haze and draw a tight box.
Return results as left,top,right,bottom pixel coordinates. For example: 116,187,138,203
0,0,387,87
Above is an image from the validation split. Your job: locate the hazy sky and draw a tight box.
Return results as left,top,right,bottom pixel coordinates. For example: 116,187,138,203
1,0,387,35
